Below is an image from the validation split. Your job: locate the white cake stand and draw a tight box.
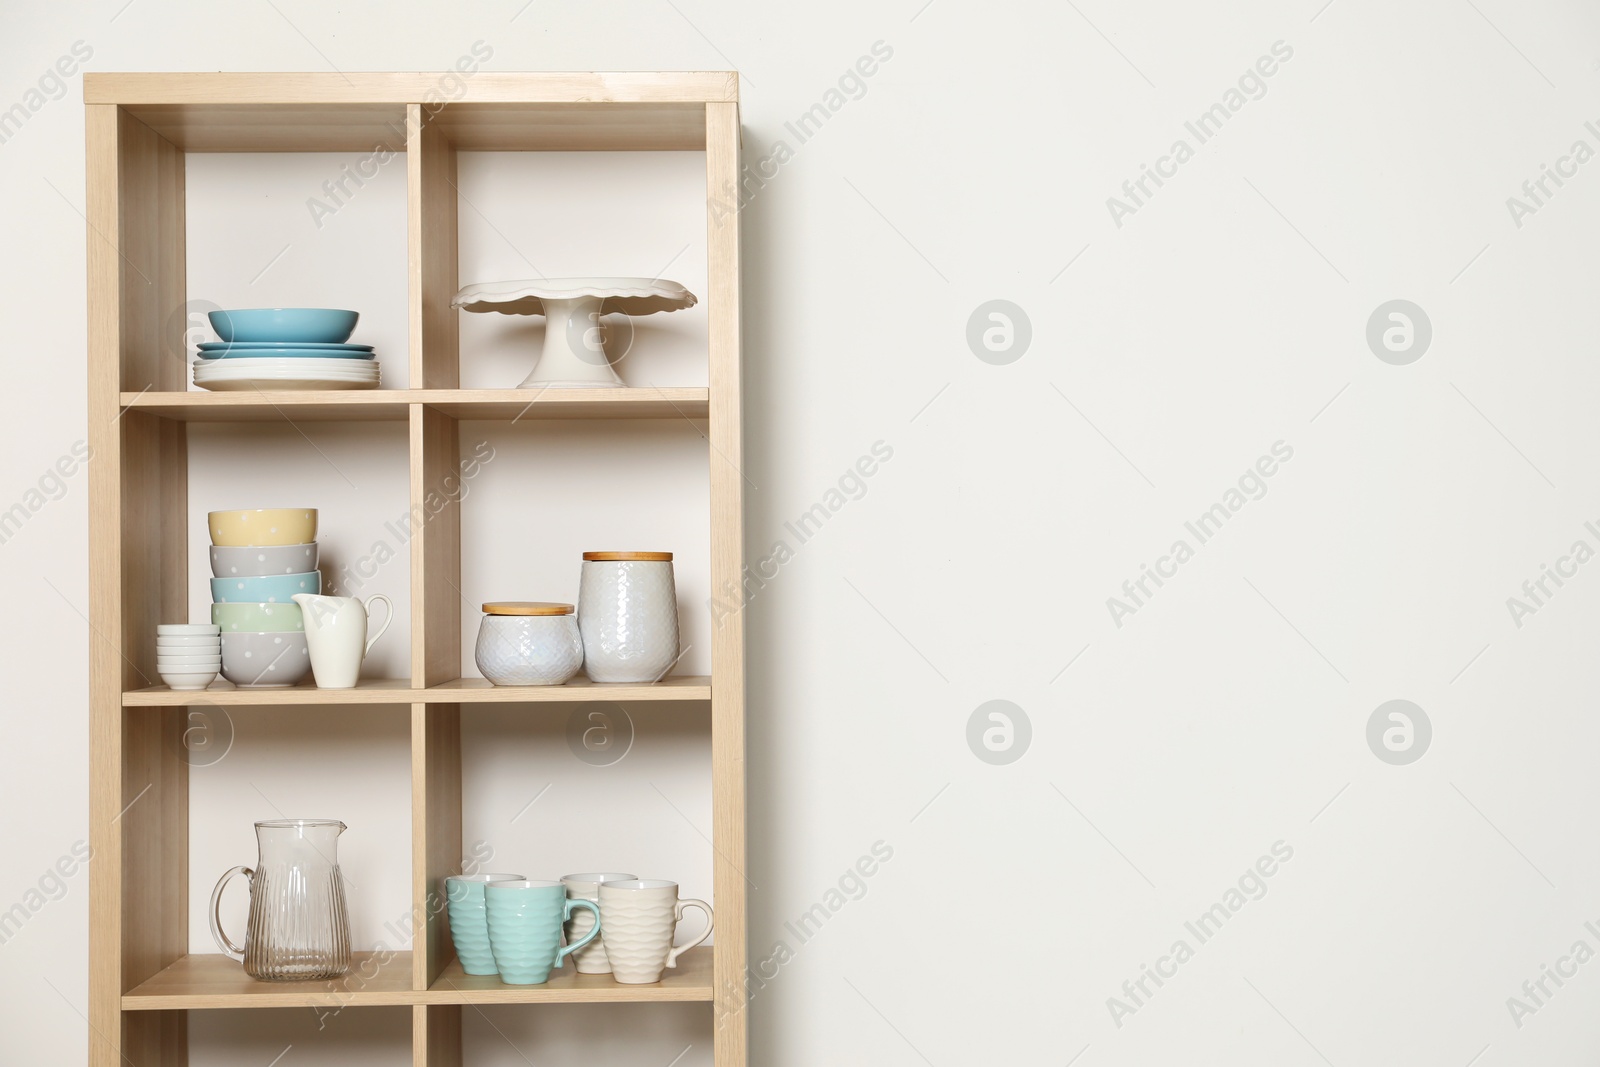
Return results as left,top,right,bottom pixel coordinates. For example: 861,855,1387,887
452,277,698,388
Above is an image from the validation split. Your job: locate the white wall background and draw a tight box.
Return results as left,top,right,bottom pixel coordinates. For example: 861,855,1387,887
4,0,1600,1064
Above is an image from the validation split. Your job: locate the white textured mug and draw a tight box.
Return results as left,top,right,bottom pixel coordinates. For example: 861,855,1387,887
560,872,637,973
292,593,394,689
597,879,713,984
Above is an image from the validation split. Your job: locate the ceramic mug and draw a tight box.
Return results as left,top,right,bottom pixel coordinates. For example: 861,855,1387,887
485,880,601,985
560,872,637,974
445,874,526,975
292,593,393,689
597,879,713,984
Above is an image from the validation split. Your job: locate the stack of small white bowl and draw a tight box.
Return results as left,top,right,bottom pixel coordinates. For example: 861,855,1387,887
192,308,379,391
157,624,221,690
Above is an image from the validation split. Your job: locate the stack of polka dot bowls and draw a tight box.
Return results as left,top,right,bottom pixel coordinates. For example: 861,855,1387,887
207,508,320,687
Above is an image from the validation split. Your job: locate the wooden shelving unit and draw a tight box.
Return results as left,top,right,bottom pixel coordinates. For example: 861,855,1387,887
86,72,744,1066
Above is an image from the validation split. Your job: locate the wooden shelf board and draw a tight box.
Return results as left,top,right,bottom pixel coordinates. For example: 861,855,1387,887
124,679,416,706
124,676,711,706
121,948,713,1008
428,102,708,151
123,952,414,1009
88,72,737,107
119,388,709,422
427,947,713,1004
431,676,712,703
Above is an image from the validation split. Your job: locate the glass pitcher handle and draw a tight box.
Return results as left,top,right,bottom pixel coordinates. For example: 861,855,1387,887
209,865,252,961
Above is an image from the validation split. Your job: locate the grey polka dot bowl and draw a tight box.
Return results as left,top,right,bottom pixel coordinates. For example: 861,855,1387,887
210,542,319,578
220,631,311,688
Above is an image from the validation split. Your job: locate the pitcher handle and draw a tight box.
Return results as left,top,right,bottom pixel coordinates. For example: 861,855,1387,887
209,865,252,961
556,898,602,965
666,898,713,969
363,594,394,656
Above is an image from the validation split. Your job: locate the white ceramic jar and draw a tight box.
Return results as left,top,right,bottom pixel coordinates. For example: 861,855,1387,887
474,602,584,686
577,552,679,683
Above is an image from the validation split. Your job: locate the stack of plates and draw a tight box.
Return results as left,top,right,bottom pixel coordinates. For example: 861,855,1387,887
192,308,379,391
194,353,380,391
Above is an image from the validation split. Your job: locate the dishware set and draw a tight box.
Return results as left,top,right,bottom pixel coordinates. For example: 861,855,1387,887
157,623,221,690
193,308,379,391
208,508,320,687
447,871,712,985
475,551,680,686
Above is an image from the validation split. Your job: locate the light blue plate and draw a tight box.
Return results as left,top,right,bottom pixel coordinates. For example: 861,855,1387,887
197,343,375,360
198,341,373,351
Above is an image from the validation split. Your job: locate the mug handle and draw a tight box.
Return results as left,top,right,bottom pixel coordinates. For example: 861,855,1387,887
666,898,714,969
556,898,601,964
209,865,253,961
363,594,394,656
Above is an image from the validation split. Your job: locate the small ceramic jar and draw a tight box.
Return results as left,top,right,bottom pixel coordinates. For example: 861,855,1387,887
474,602,584,686
578,552,679,683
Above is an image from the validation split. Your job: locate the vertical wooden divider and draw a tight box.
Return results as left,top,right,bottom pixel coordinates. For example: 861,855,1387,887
88,100,190,1067
410,701,462,992
409,95,466,1066
408,103,460,390
414,1004,463,1067
705,99,747,1067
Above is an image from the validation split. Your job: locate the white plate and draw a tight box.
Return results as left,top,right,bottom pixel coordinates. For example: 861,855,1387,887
196,377,381,391
195,369,379,382
195,366,379,381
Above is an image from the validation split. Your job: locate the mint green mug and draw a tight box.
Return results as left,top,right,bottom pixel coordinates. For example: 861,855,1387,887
484,879,601,984
445,873,525,975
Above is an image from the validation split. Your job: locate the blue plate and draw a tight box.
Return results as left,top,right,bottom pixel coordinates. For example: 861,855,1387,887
197,342,375,360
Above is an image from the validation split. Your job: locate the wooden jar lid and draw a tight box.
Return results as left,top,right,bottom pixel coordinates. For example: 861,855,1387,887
482,601,574,616
582,551,673,562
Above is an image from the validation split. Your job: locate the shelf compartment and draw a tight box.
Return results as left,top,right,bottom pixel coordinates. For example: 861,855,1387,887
123,952,414,1009
119,388,710,422
427,947,712,1003
124,676,712,706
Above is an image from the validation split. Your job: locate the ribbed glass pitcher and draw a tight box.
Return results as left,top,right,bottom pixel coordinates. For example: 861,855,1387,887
209,819,351,980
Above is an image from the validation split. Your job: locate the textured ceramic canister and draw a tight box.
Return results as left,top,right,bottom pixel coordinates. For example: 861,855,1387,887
474,602,584,686
445,873,526,975
484,880,601,985
577,553,679,683
560,872,637,974
597,879,713,985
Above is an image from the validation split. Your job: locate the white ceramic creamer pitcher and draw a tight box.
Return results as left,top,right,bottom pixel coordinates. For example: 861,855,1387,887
292,593,393,689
